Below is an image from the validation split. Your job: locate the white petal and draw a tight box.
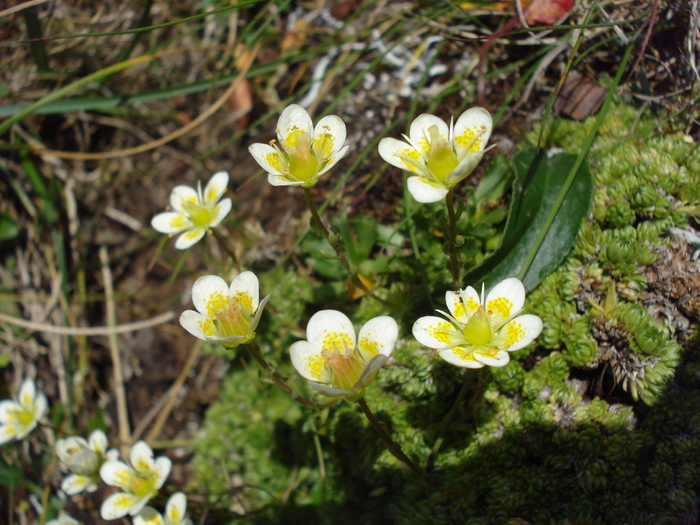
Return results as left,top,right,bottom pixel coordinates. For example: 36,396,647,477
61,474,93,495
151,212,191,235
101,492,141,520
55,436,88,463
210,198,232,228
179,310,209,341
154,456,172,489
378,137,422,173
314,115,346,155
408,114,449,152
289,341,325,382
353,354,389,391
446,287,481,323
130,441,155,474
0,424,18,444
316,144,350,177
305,310,356,352
100,460,132,489
412,316,461,349
453,107,493,156
174,228,206,250
229,271,260,311
357,316,398,361
202,171,229,204
249,143,285,176
0,400,17,423
310,382,355,397
33,392,47,420
445,150,485,185
406,176,449,203
191,275,230,316
498,314,543,351
130,496,155,517
18,379,36,407
166,492,187,523
169,185,198,214
133,506,164,525
267,173,304,186
485,277,526,327
438,348,485,369
277,104,313,145
88,429,108,454
473,349,510,367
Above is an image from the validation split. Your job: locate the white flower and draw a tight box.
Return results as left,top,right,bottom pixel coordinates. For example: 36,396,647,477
378,108,494,203
290,310,398,401
413,278,542,368
179,271,270,348
248,104,349,187
46,511,81,525
56,429,119,495
151,171,232,249
99,441,171,520
133,492,193,525
0,378,47,445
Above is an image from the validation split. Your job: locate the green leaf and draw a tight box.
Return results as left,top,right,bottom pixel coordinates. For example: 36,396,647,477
462,147,593,291
0,213,19,241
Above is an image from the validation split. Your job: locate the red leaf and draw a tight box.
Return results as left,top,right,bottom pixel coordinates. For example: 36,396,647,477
524,0,574,25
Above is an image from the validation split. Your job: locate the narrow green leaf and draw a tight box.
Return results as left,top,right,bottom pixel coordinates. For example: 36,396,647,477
0,213,19,241
462,147,593,291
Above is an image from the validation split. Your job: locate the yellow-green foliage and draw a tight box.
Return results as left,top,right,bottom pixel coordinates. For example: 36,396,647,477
192,102,700,524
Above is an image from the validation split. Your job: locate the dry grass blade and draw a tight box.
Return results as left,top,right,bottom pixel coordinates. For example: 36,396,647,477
0,310,176,335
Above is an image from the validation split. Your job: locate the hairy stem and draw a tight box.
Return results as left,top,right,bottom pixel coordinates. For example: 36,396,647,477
445,189,461,286
357,397,444,492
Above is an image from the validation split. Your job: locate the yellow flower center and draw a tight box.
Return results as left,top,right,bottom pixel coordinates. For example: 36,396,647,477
13,406,36,427
425,125,459,183
462,308,493,346
321,347,365,392
203,292,254,342
127,473,157,499
287,131,320,183
181,199,216,229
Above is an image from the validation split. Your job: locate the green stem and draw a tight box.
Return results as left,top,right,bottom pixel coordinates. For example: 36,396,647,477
303,188,390,307
426,368,489,470
445,189,461,286
242,344,336,409
357,397,445,492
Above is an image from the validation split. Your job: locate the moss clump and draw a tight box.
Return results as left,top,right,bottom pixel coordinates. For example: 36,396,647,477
191,101,700,524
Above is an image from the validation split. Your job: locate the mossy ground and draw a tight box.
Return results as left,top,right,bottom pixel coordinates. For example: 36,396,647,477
192,101,700,524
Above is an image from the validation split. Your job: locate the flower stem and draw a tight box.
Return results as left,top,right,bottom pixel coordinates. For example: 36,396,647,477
303,188,390,306
426,368,490,470
445,189,460,286
243,344,336,409
357,397,444,493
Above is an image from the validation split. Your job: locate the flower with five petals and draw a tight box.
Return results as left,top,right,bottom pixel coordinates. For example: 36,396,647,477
56,429,119,495
151,171,232,249
179,271,270,348
290,310,398,402
378,108,494,203
413,278,542,368
133,492,193,525
99,441,172,520
0,378,47,445
248,104,349,187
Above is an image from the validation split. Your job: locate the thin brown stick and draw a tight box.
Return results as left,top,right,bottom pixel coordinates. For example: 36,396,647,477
100,246,131,455
0,0,49,18
0,310,176,335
